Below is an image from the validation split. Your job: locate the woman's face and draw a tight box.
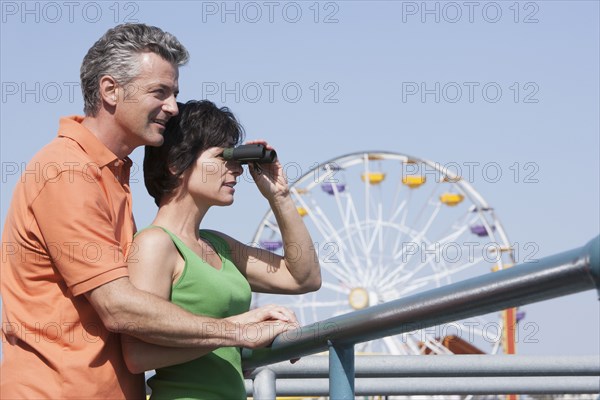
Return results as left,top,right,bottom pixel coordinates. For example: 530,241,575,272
184,143,244,207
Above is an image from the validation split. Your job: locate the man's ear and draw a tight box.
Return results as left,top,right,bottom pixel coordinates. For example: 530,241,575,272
99,75,118,107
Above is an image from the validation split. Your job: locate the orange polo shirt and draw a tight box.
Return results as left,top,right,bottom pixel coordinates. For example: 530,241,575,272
1,116,145,399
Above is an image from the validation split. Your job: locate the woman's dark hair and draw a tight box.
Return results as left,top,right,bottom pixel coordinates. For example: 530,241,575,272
144,100,245,206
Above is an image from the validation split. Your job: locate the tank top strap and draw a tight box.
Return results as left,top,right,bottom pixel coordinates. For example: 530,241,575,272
198,230,231,258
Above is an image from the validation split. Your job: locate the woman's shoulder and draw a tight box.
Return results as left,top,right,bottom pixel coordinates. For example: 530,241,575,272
134,226,179,254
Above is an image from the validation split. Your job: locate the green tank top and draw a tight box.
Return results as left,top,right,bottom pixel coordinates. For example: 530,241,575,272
144,226,252,400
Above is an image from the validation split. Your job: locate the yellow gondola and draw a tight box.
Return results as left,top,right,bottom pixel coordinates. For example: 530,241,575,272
488,246,514,254
492,263,513,272
297,206,308,217
440,193,464,206
402,175,426,189
361,172,386,184
442,175,461,183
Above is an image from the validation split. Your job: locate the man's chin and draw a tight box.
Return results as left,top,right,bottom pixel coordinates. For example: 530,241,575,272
146,135,165,147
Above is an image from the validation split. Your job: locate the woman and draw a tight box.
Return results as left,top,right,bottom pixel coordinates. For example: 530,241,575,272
121,100,321,399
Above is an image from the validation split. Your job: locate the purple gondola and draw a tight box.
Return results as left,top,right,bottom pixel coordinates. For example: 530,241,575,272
321,182,346,195
260,240,283,251
516,310,526,323
470,224,495,237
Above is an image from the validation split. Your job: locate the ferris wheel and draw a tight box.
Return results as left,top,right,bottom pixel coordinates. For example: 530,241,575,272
252,151,521,357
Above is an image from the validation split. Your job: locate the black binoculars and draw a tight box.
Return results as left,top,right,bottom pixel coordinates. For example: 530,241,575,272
221,144,277,164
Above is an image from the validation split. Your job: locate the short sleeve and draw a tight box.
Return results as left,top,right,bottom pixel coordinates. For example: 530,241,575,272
31,170,129,296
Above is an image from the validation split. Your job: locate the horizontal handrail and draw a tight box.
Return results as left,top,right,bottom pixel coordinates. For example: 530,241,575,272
245,355,600,396
243,235,599,369
245,377,600,396
247,355,600,378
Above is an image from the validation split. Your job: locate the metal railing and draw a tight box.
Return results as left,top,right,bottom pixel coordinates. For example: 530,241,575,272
242,235,600,399
244,355,600,397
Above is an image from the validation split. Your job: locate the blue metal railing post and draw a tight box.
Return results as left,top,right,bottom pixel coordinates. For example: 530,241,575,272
328,341,355,399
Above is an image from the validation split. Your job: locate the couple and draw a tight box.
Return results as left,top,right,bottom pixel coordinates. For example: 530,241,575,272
0,23,321,399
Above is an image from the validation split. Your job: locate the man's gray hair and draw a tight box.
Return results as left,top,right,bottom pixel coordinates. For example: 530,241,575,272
80,23,189,116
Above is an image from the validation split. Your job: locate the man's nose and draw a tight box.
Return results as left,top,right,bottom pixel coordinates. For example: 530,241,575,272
163,94,179,116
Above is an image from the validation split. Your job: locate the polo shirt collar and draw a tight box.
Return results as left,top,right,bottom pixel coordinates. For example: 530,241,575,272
58,115,127,167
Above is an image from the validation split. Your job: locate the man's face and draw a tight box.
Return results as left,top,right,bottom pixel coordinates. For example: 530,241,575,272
113,52,179,148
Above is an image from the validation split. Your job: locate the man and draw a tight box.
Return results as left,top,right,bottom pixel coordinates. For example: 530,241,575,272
1,23,297,399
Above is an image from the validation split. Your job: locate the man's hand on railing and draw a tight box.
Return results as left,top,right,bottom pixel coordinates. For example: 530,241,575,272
226,304,300,350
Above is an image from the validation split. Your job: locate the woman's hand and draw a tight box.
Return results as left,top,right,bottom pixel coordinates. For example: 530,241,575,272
245,140,289,200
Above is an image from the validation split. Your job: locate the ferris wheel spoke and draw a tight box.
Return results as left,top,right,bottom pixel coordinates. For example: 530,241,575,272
390,194,414,259
416,202,443,242
321,280,351,295
435,216,472,245
381,246,448,292
410,182,441,228
490,338,502,355
389,168,406,221
362,155,371,240
379,260,438,293
381,278,432,298
327,186,366,271
402,333,425,355
376,207,387,279
393,185,441,262
344,196,367,247
317,235,363,280
382,336,402,355
374,257,413,288
320,261,358,285
262,218,280,235
400,190,412,228
382,236,472,292
393,248,484,290
320,257,357,282
295,195,356,270
437,210,485,250
389,197,408,228
343,190,374,267
389,201,409,255
409,256,486,287
394,203,442,267
307,206,352,261
298,299,349,308
425,336,454,355
366,205,385,257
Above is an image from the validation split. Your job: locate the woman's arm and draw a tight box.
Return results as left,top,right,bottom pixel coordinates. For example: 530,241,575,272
214,141,322,294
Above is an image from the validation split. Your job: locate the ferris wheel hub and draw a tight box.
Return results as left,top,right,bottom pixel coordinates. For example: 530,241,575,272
349,287,370,310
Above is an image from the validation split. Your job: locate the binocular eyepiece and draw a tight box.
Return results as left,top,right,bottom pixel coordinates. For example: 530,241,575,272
221,144,277,164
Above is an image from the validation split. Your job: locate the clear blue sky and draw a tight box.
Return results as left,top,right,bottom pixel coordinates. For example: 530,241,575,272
1,1,598,357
